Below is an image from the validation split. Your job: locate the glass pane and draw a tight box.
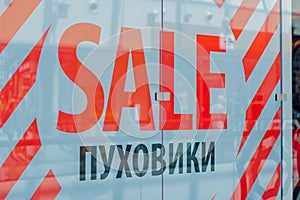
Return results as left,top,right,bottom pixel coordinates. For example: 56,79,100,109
0,1,162,199
293,0,300,199
162,0,283,199
0,0,293,199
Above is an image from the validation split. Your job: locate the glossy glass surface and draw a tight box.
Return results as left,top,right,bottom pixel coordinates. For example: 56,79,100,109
162,0,286,199
0,0,292,199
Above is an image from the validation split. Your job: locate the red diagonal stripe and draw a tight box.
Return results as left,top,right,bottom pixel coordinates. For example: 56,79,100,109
242,0,280,81
0,28,50,128
0,0,41,53
230,0,261,40
212,193,217,200
261,163,281,200
30,170,62,200
212,0,225,8
237,53,280,156
230,108,281,200
0,119,41,199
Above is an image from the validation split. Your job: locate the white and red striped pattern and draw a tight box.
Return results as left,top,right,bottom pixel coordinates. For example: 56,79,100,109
0,1,61,198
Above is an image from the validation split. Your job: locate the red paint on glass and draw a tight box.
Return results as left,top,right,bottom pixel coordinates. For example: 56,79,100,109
30,170,62,200
261,163,281,200
160,31,192,130
212,0,225,8
237,54,280,156
57,23,105,133
242,0,280,81
196,35,227,130
0,119,41,199
0,0,41,53
230,0,261,40
103,28,155,131
0,29,49,128
231,109,281,200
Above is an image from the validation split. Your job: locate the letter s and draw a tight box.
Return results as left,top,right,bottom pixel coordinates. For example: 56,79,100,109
57,23,104,133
